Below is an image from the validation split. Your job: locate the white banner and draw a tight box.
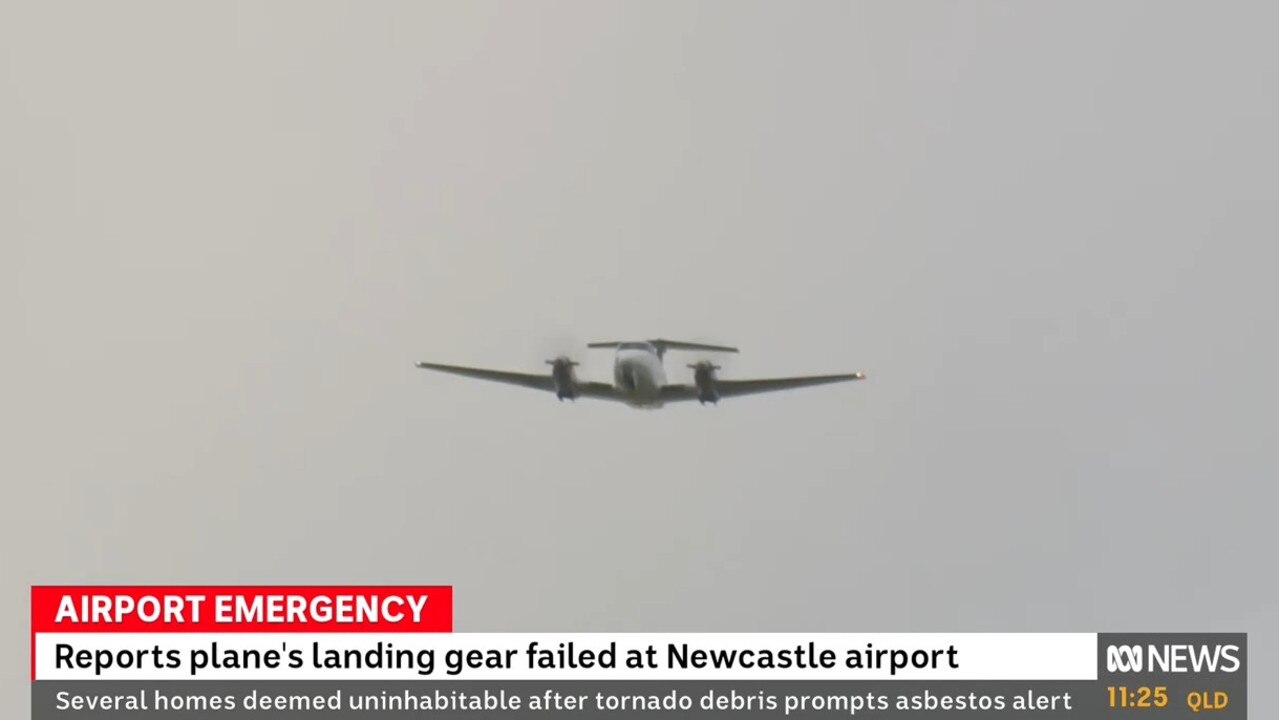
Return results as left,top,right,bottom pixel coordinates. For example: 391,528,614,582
35,632,1097,681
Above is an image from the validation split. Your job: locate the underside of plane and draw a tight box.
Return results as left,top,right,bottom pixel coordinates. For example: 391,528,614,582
415,338,866,409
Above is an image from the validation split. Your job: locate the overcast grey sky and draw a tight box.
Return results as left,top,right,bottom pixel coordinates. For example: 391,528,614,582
3,0,1277,714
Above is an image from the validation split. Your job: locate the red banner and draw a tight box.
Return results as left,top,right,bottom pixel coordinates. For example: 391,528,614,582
31,585,453,633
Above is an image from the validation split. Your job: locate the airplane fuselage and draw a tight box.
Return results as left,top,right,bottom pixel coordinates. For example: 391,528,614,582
612,342,669,408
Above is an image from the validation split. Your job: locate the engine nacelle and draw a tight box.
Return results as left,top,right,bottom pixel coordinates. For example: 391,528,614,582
688,361,721,405
546,357,580,400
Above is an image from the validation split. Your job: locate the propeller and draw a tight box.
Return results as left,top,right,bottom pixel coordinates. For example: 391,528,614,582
686,360,721,405
685,353,731,381
545,355,580,401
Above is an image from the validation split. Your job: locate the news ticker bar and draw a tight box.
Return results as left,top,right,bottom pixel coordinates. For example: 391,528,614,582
30,588,1248,717
32,679,1245,719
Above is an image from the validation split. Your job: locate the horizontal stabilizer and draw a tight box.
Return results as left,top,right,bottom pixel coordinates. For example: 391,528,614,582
588,339,739,354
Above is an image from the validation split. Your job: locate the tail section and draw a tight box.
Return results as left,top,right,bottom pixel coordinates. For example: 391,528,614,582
587,339,739,357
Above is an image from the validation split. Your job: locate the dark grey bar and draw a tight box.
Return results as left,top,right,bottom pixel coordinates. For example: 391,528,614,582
31,678,1244,719
1094,632,1247,718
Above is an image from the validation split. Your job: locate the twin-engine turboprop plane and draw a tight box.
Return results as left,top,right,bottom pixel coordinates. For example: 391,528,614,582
415,339,866,409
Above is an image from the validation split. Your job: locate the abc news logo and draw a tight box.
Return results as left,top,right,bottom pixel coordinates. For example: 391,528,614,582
1106,644,1241,673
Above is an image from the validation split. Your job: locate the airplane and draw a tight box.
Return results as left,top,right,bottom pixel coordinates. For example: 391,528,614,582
415,338,866,409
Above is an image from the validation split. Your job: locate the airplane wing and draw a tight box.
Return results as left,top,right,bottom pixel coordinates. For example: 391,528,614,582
414,362,626,402
661,372,865,403
575,382,626,401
